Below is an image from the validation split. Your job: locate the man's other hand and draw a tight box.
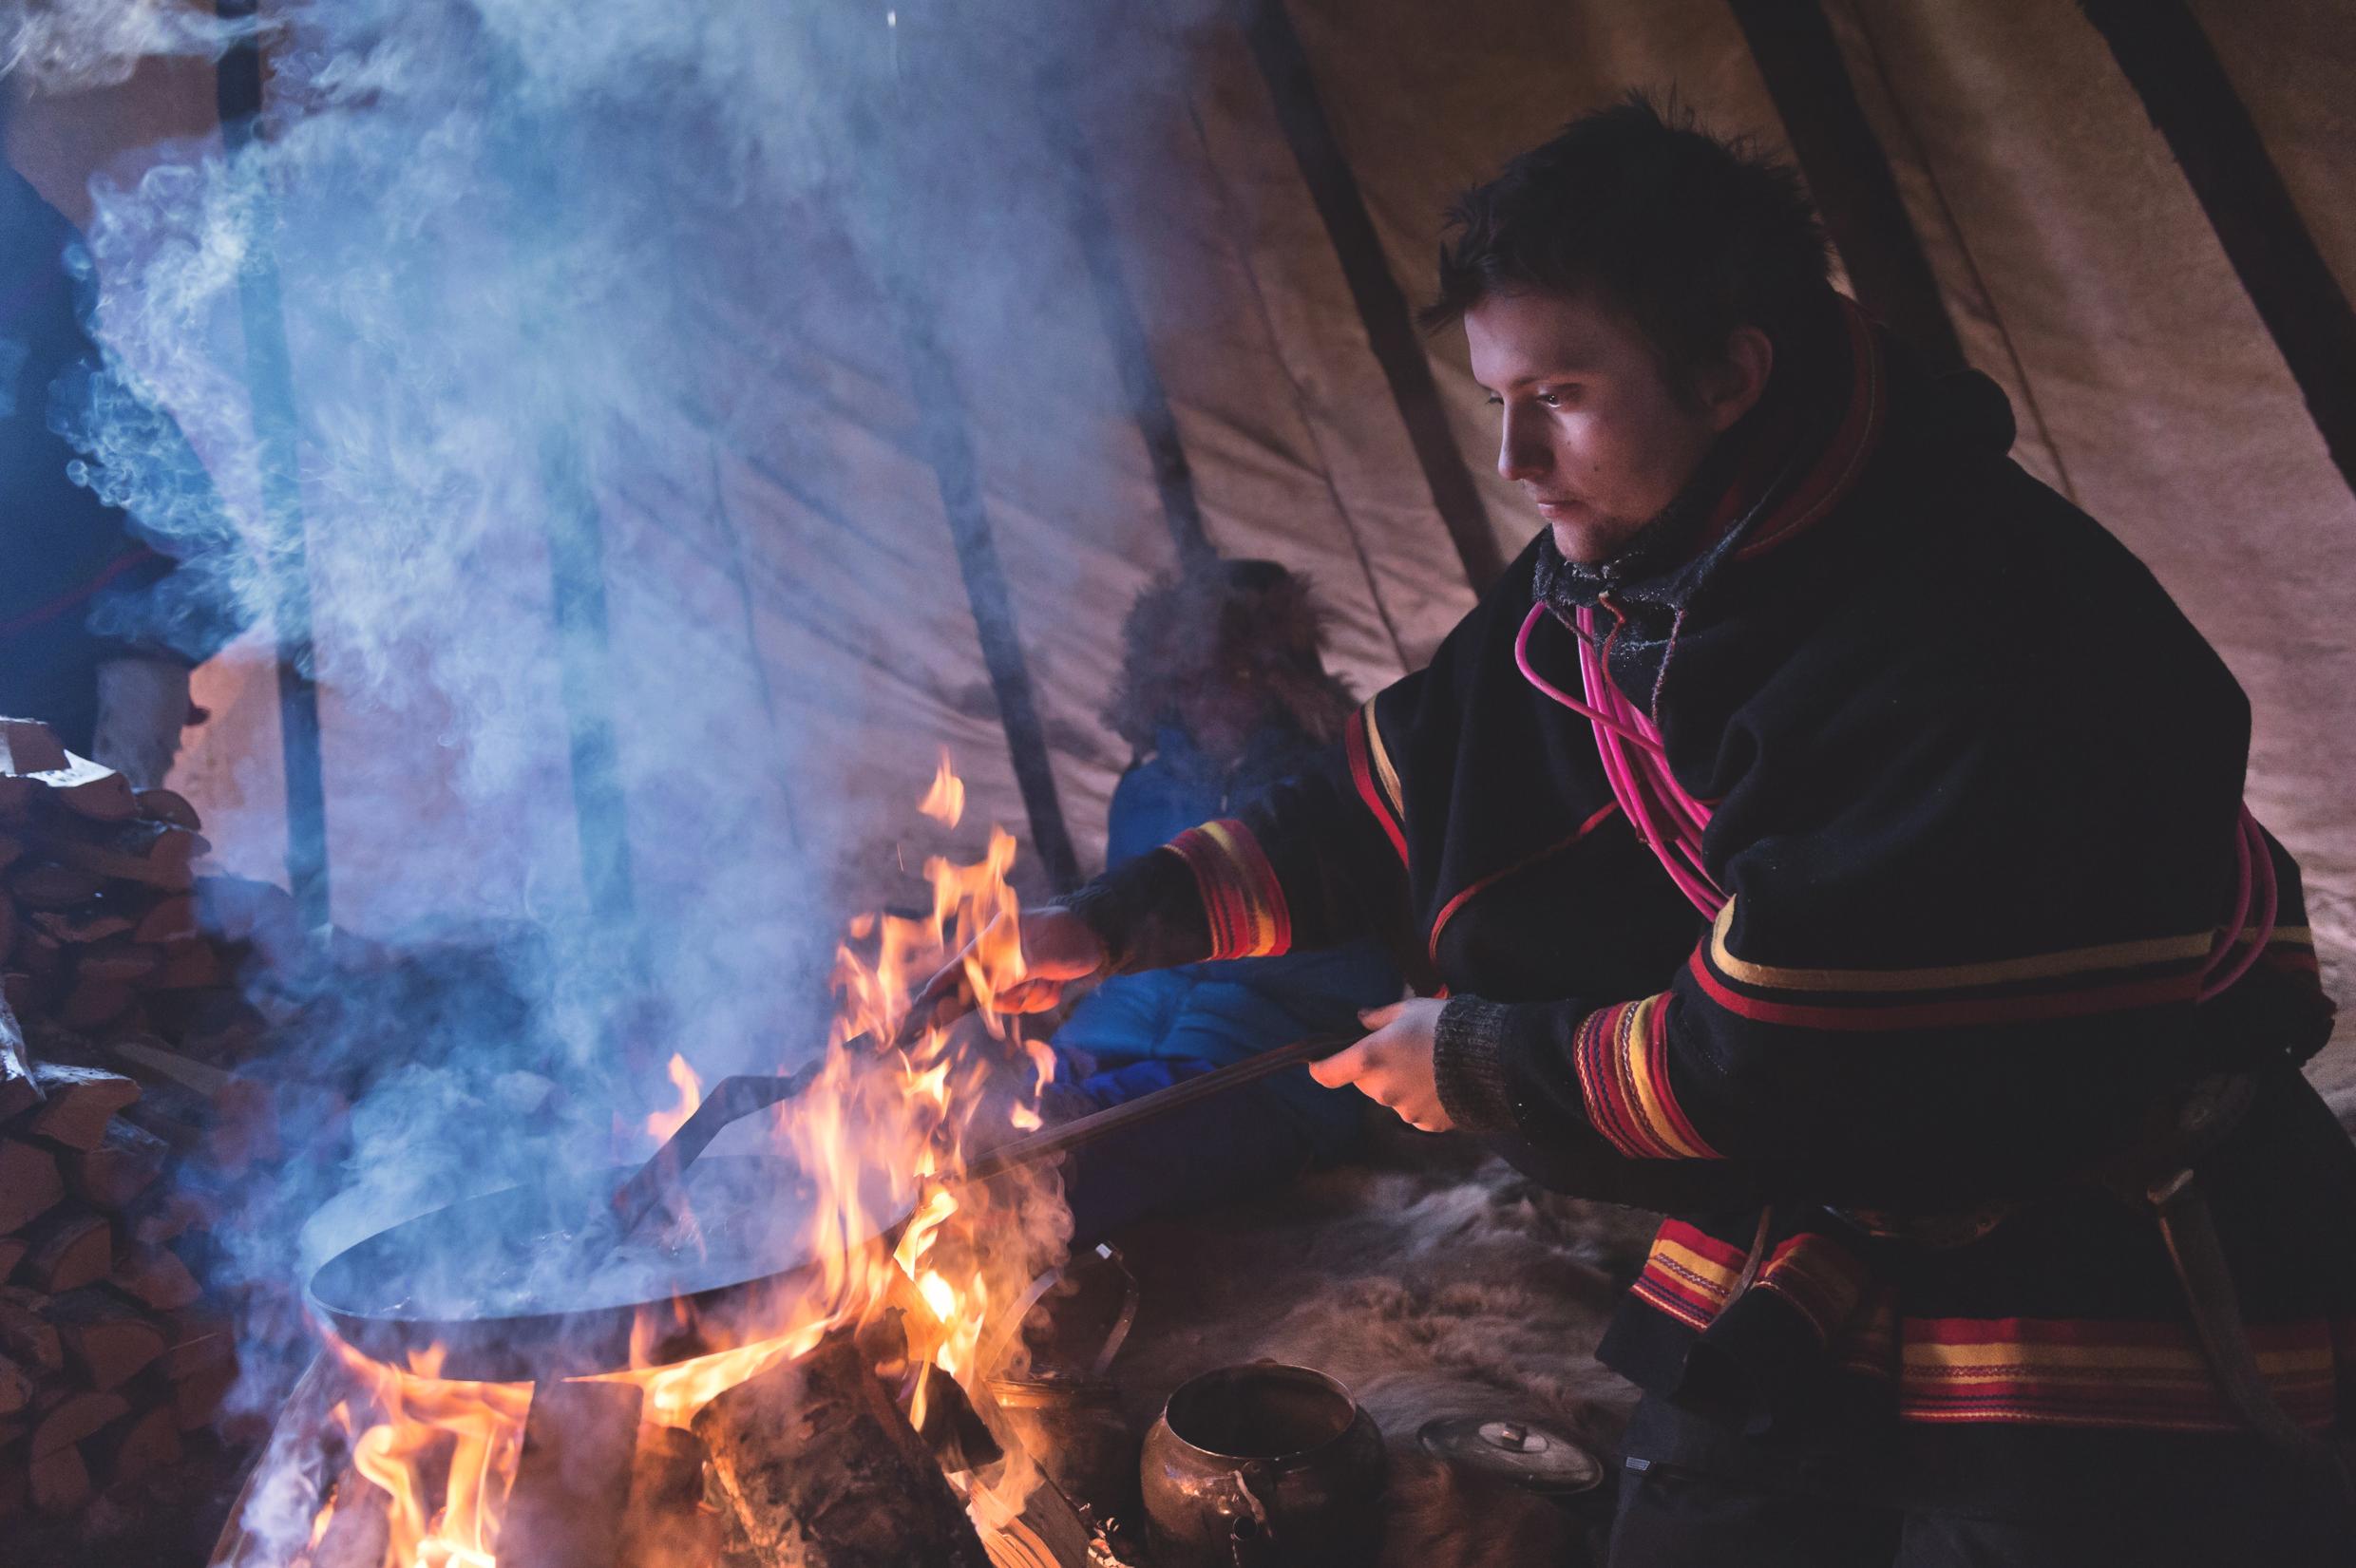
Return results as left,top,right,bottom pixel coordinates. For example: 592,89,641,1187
1310,998,1454,1132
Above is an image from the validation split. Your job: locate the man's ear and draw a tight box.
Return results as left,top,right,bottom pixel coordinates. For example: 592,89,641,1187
1699,325,1775,433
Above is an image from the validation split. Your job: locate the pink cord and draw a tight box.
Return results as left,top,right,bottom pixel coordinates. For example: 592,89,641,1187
1516,604,1726,917
1515,603,2281,998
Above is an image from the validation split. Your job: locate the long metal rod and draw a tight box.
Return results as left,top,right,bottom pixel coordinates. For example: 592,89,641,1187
961,1031,1357,1183
215,0,332,928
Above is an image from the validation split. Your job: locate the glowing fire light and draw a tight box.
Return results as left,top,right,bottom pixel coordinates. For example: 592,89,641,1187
301,756,1067,1566
643,1053,703,1143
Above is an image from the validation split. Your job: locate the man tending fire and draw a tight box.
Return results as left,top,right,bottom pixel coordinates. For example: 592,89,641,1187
996,100,2356,1564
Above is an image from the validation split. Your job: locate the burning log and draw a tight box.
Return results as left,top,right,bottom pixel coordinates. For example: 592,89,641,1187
308,1471,395,1568
498,1378,646,1568
618,1423,723,1568
693,1334,992,1568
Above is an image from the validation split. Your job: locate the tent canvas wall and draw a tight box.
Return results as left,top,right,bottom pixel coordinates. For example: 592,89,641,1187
7,0,2350,1096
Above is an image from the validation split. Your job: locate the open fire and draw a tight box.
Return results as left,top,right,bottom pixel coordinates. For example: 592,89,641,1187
256,757,1073,1568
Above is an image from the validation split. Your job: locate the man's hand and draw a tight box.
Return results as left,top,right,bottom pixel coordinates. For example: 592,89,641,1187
1310,998,1454,1132
981,907,1108,1014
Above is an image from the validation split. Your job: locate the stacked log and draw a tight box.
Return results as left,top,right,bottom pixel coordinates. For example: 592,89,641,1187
0,718,244,1521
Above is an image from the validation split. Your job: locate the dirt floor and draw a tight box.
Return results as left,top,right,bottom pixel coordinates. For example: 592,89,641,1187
1101,1124,1659,1568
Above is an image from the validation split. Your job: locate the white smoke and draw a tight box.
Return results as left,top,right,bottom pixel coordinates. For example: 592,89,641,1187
8,0,1206,1554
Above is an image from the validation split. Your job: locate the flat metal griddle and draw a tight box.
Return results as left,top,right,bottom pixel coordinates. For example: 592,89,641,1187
306,1155,916,1382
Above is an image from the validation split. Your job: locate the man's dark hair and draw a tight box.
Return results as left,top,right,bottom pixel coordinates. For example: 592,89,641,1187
1424,95,1835,390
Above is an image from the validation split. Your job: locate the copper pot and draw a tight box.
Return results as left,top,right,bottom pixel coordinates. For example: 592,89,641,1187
1140,1363,1386,1568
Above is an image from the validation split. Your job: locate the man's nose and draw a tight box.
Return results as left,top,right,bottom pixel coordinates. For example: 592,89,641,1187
1497,406,1550,483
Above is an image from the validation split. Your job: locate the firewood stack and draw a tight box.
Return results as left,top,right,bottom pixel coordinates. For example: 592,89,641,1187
0,718,245,1521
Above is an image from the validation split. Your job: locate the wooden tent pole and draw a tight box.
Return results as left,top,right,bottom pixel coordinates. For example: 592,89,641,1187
214,0,332,929
1033,53,1216,570
2079,0,2356,502
1726,0,1966,376
1234,0,1506,596
858,9,1083,895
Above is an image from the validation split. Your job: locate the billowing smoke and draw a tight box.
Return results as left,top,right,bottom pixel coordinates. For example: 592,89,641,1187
5,0,1193,1544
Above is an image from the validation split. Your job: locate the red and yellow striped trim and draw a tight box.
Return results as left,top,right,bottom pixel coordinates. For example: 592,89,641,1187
1166,820,1292,960
1627,1219,1747,1332
1691,897,2213,1031
1574,995,1721,1160
1627,1221,1868,1344
1344,705,1408,866
1898,1316,2341,1433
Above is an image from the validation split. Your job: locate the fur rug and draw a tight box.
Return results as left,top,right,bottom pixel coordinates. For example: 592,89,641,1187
1101,1129,1661,1567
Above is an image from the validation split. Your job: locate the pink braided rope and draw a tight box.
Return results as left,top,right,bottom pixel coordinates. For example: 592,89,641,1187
1514,602,2278,995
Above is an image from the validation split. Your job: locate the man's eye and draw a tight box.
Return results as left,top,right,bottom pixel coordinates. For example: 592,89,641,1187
1484,393,1502,407
1537,388,1567,407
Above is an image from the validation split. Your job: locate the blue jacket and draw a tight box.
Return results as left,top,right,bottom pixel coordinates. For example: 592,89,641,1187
1052,725,1399,1157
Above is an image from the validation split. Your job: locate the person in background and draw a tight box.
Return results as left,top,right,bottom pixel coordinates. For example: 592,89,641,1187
1,107,237,784
1046,559,1401,1244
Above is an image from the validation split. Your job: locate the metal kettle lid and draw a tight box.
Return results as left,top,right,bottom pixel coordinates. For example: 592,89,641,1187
1416,1415,1604,1495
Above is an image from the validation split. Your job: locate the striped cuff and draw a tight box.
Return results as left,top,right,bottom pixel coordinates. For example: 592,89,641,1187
1164,820,1291,960
1434,996,1518,1133
1574,996,1721,1159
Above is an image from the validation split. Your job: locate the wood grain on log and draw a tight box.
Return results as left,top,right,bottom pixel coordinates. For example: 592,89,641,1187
112,1243,201,1313
34,753,139,822
10,863,106,910
693,1335,991,1568
131,894,197,946
21,1207,113,1294
160,1307,235,1379
78,939,165,986
0,1287,65,1372
28,908,137,945
31,1387,129,1458
500,1378,645,1568
0,996,31,1123
308,1470,394,1568
48,1287,168,1389
0,1351,29,1416
23,1063,140,1151
135,790,203,832
28,1440,92,1516
66,1117,169,1210
173,1356,238,1432
618,1423,721,1568
86,1401,184,1489
59,974,134,1031
141,938,220,992
0,719,70,777
0,1137,64,1233
50,819,205,890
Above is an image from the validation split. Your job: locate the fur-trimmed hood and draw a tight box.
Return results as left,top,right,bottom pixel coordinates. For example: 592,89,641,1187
1103,559,1357,755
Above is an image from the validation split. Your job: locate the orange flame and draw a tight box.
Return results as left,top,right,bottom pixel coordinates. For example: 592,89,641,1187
301,754,1069,1565
643,1053,702,1144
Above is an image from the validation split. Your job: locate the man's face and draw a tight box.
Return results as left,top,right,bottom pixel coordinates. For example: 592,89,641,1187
1466,288,1757,565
